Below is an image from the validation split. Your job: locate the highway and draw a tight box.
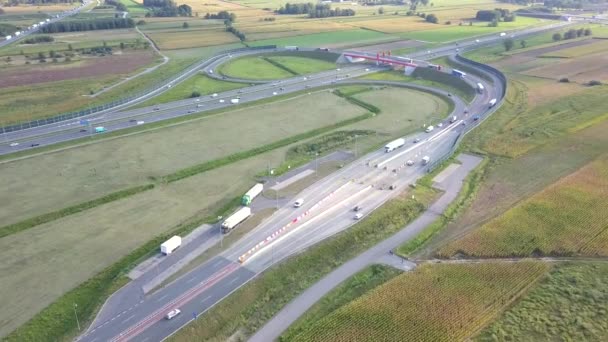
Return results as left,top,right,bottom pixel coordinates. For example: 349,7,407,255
0,0,94,49
0,19,574,153
77,45,502,341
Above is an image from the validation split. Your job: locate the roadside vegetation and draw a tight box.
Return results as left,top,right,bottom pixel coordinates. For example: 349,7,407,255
477,262,608,341
287,262,549,342
168,185,438,341
281,264,402,341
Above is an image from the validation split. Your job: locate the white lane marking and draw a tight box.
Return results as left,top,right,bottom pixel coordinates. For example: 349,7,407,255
122,314,135,324
186,276,197,283
155,294,168,302
228,276,240,286
212,260,223,268
200,295,212,304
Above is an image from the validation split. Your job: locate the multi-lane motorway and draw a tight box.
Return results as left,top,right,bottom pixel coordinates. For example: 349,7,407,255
76,42,504,342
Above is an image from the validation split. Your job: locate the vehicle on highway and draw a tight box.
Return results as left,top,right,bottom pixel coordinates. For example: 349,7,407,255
165,309,181,320
475,39,480,43
238,90,243,94
473,115,480,121
425,125,434,133
385,138,405,153
95,126,106,133
9,142,19,147
413,138,420,143
230,98,239,104
154,107,160,111
464,109,469,114
500,32,506,37
161,236,182,255
422,156,430,165
272,91,278,95
187,110,194,113
489,98,497,107
30,143,40,147
211,93,218,97
447,93,452,97
450,115,457,123
195,98,200,102
354,213,363,220
79,129,87,133
437,123,443,128
406,160,414,166
129,119,137,122
477,82,485,94
137,120,145,125
294,198,304,208
197,104,204,107
353,205,361,212
219,99,225,103
208,69,213,74
242,183,264,206
222,207,252,233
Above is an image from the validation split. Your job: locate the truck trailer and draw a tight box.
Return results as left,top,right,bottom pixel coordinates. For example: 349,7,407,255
452,69,466,78
242,183,263,206
422,156,430,165
384,138,405,152
476,82,484,94
160,235,182,255
222,207,251,233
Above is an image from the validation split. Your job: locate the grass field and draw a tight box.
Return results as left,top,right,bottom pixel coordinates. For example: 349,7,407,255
287,262,549,342
477,262,608,341
138,74,247,105
168,186,437,342
145,28,239,50
540,39,608,58
281,265,402,341
119,0,148,15
247,29,396,48
219,54,294,79
266,55,336,74
437,155,608,258
219,52,337,79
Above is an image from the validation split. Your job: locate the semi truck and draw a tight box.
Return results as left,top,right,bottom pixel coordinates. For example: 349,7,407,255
489,98,497,108
384,138,405,152
425,125,434,133
422,156,430,165
242,183,263,206
160,235,182,255
452,69,466,78
222,207,251,233
476,82,484,94
230,98,239,104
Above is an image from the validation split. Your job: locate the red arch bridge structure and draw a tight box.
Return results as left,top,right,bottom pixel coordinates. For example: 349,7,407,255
339,51,419,75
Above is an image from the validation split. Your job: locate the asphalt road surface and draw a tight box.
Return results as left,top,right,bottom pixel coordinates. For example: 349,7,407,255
77,46,501,342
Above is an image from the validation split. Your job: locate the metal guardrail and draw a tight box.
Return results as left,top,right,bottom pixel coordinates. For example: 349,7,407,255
0,45,277,134
426,55,508,172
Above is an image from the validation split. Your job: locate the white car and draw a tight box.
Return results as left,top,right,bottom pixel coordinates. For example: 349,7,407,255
208,69,213,74
437,123,443,127
475,39,480,43
365,68,370,71
136,120,145,125
197,104,204,107
9,142,19,147
354,213,363,220
272,91,278,95
406,160,414,166
195,99,200,102
211,93,218,98
294,198,304,208
219,99,225,103
166,309,181,320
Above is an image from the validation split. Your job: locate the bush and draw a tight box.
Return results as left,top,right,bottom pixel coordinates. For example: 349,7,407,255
425,13,438,23
584,28,592,36
137,20,146,25
558,78,569,83
587,80,602,86
445,20,451,25
23,35,54,44
190,91,201,98
552,32,562,41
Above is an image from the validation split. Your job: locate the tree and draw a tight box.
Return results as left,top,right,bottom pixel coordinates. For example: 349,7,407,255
190,91,201,98
584,28,592,36
378,7,384,14
182,21,189,28
552,32,562,41
68,44,73,51
120,42,125,49
426,14,438,23
520,40,527,48
576,28,584,37
503,38,514,51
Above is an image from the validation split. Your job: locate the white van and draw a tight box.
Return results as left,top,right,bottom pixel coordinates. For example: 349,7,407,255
166,308,181,320
294,198,304,208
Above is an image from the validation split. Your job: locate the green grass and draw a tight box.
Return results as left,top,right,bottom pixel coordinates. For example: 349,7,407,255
477,262,608,342
168,186,437,342
266,55,336,75
247,29,396,48
119,0,148,15
137,74,247,106
219,54,293,79
280,265,402,341
288,261,550,342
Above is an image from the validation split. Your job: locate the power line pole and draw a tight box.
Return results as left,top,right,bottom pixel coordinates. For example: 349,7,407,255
73,303,80,331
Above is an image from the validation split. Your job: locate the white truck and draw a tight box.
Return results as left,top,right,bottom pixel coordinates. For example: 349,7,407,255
489,98,497,108
476,82,484,94
230,98,239,104
422,156,430,165
160,235,182,255
450,115,457,123
384,138,405,153
242,183,263,206
425,125,434,133
285,45,299,51
5,35,11,40
222,207,251,233
15,31,21,36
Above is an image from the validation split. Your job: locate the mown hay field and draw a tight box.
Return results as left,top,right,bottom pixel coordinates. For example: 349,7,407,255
540,38,608,58
289,262,550,342
247,29,396,48
437,155,608,258
145,28,239,49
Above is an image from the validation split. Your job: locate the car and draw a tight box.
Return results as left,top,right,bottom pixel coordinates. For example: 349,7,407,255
413,138,420,143
437,123,443,127
475,39,480,43
447,93,452,97
208,69,213,74
9,142,19,147
464,109,469,114
197,104,204,107
219,99,225,103
388,185,396,190
30,143,40,147
238,90,243,94
222,76,227,80
195,99,200,102
294,198,304,208
365,68,370,71
303,77,308,80
473,116,480,121
136,120,145,125
354,213,363,220
188,110,194,113
129,119,137,122
279,87,285,91
336,68,341,71
272,91,278,95
211,93,218,98
406,160,414,166
305,85,311,88
166,309,181,320
353,205,361,212
166,84,172,88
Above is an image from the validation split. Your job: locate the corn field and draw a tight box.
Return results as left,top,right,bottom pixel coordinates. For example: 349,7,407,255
437,156,608,258
289,262,550,342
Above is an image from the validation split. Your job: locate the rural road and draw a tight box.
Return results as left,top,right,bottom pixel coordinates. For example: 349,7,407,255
248,153,483,342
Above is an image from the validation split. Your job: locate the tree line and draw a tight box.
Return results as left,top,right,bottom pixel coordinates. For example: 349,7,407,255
476,8,516,22
204,10,237,22
39,18,135,33
553,27,592,40
3,0,77,5
275,3,355,18
142,0,192,17
105,0,127,11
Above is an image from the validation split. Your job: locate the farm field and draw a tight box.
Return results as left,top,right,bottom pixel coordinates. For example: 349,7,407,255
219,52,337,79
0,91,366,228
138,74,247,105
0,86,443,337
247,29,397,48
437,154,608,258
144,28,240,50
477,262,608,341
287,262,550,342
119,0,148,15
219,54,294,79
266,55,336,74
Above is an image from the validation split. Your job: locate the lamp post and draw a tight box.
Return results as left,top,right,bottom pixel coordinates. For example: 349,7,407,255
73,303,80,331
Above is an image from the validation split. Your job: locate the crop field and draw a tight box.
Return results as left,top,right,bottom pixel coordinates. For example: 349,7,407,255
523,53,608,83
437,154,608,258
540,38,608,58
219,55,293,79
139,74,247,105
288,262,550,342
0,50,157,89
0,92,365,227
247,29,396,48
0,86,442,337
477,262,608,341
145,28,239,50
0,4,74,15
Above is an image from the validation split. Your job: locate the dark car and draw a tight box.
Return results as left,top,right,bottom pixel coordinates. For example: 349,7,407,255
30,143,40,147
129,119,137,123
473,116,480,121
79,129,87,133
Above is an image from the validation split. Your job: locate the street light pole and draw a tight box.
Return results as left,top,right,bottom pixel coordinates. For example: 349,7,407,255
73,303,80,331
217,216,223,248
315,152,319,177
